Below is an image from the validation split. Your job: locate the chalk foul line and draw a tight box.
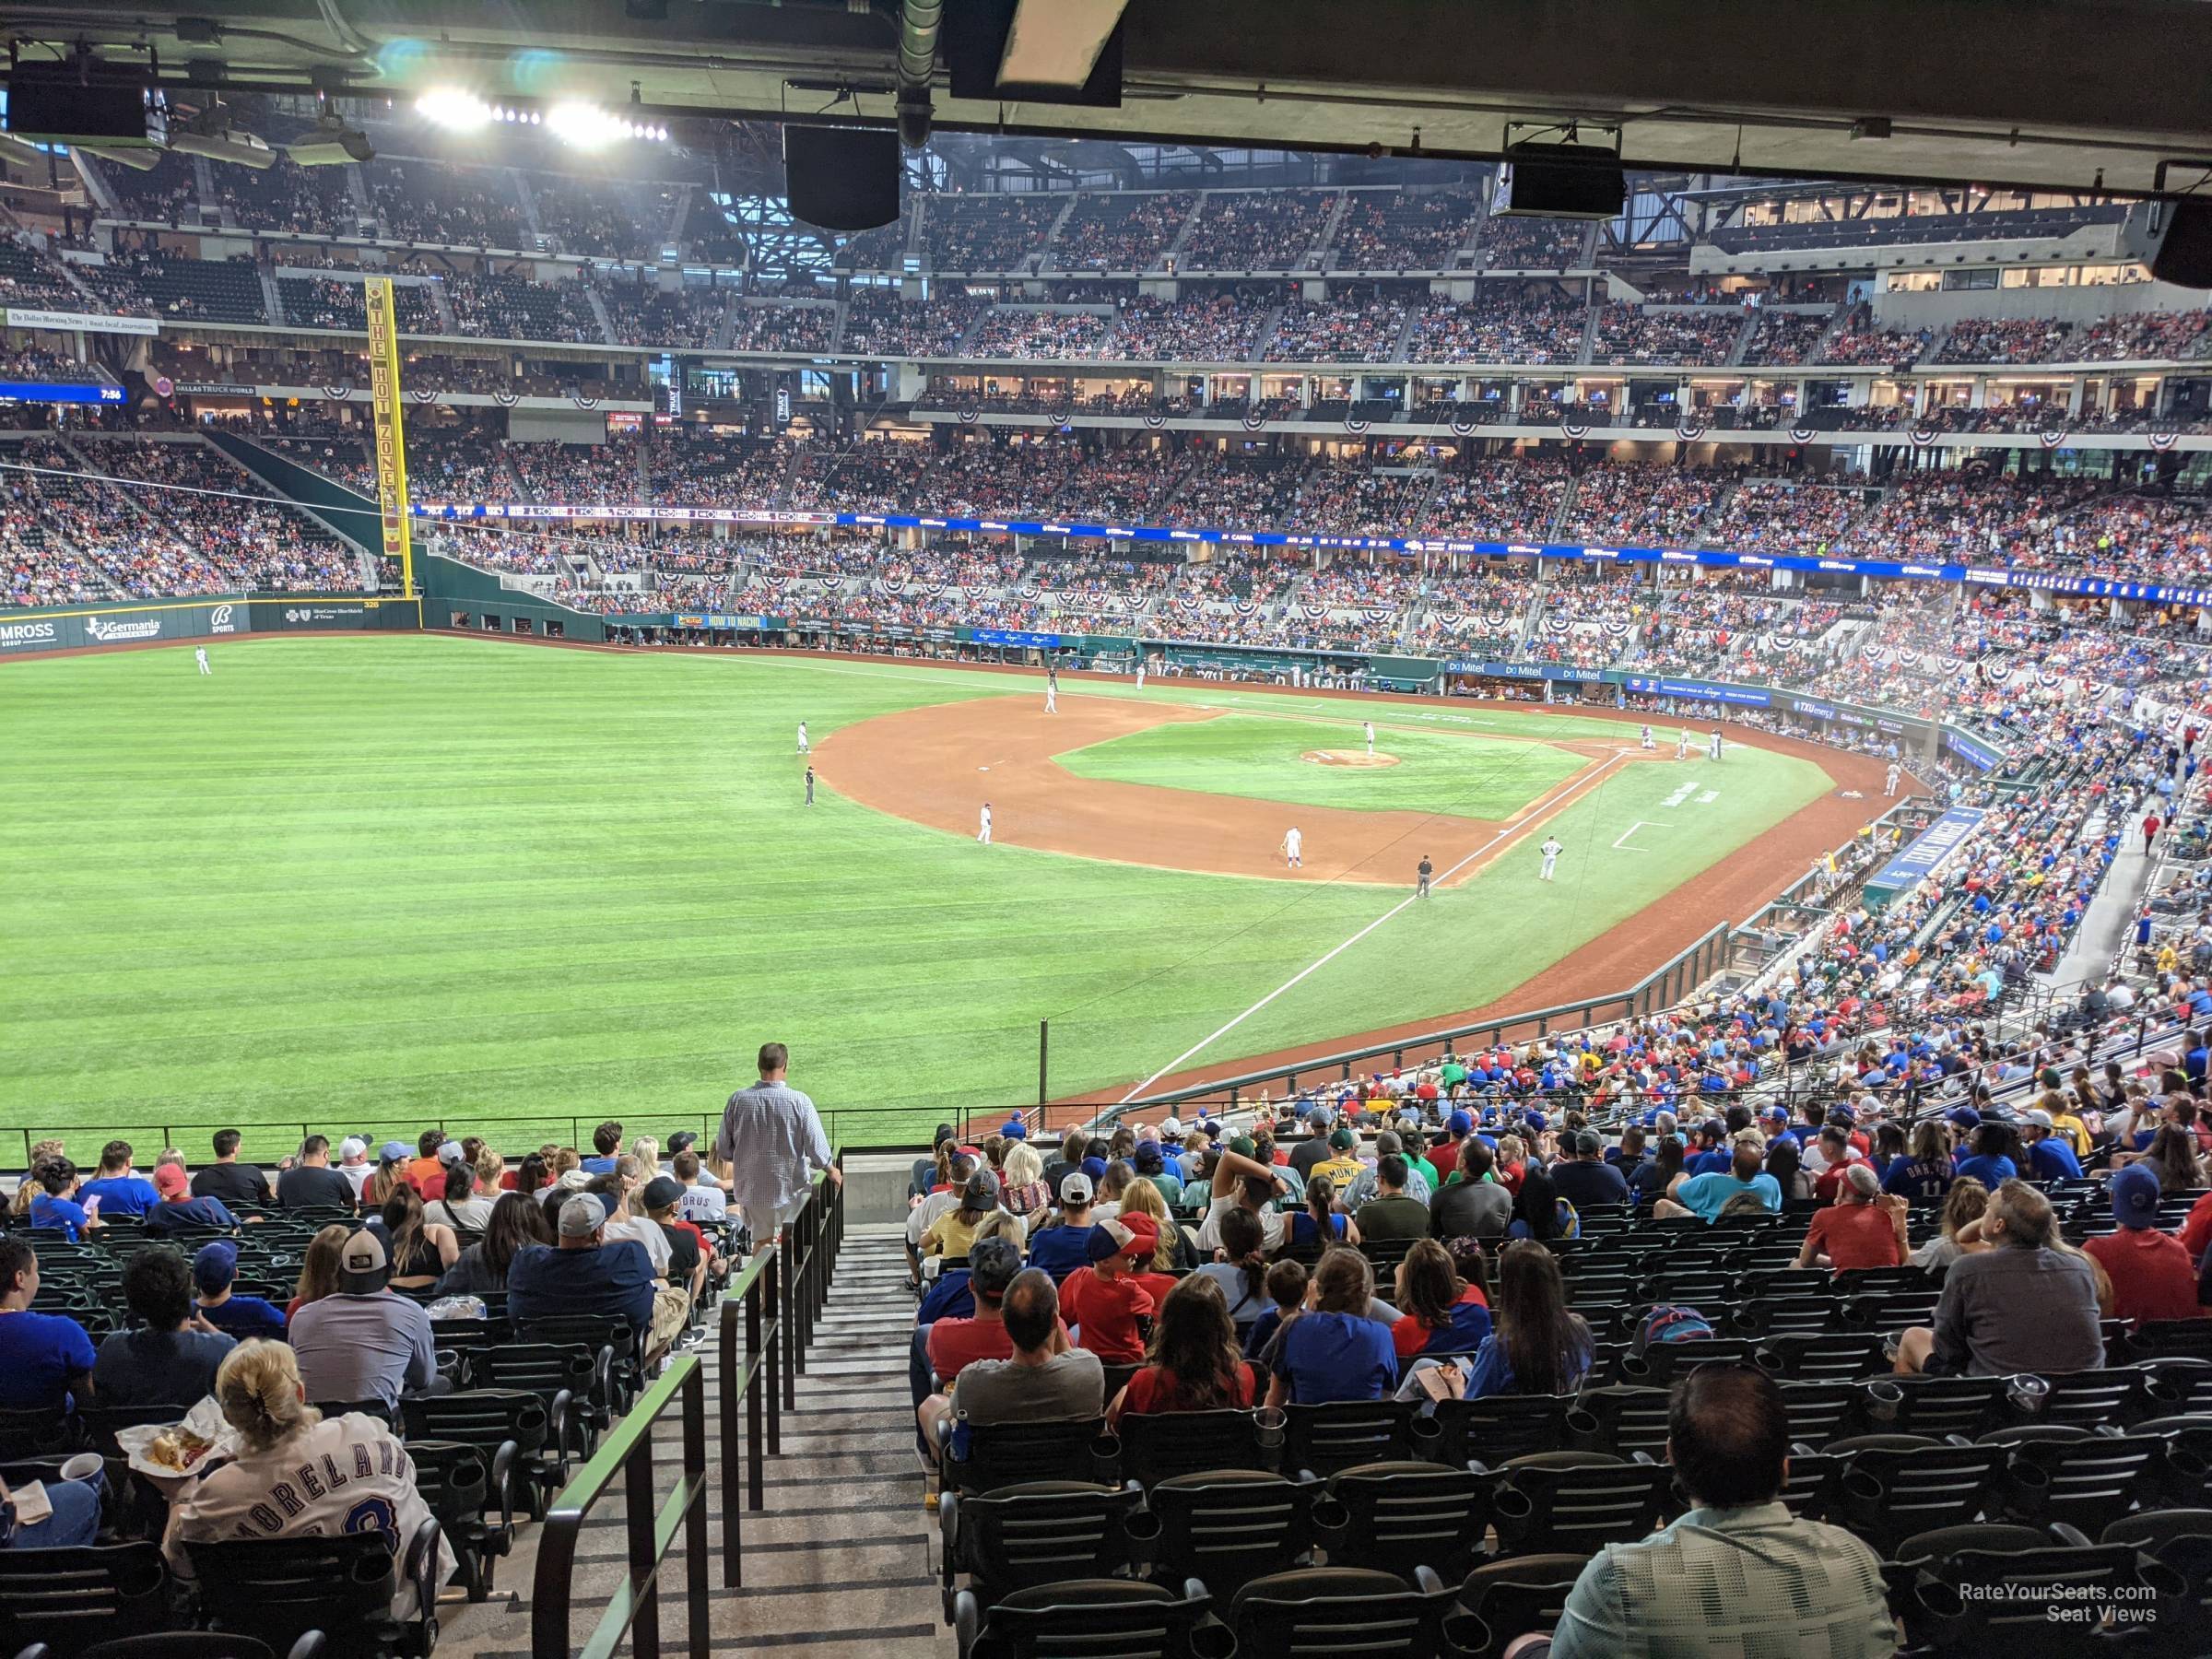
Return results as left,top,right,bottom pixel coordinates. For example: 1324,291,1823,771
1109,748,1633,1108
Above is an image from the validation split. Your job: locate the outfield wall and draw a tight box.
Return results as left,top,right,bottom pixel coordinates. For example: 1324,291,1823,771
0,593,418,656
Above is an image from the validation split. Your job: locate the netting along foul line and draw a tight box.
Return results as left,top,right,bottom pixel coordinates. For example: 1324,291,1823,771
1106,748,1633,1112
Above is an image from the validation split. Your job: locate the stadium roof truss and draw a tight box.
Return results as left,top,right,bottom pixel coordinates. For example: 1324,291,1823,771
2,0,2208,200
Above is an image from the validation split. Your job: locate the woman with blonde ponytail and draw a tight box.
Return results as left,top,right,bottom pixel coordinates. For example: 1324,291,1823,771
162,1340,457,1615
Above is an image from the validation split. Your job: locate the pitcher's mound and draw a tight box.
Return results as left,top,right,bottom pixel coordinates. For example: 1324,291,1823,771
1304,748,1399,768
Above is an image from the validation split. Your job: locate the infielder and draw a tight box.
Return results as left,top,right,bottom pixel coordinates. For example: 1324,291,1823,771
1708,728,1724,762
796,721,809,755
1538,835,1563,881
1885,762,1901,796
805,767,815,806
1676,729,1691,759
1640,724,1654,750
195,647,211,676
1045,681,1057,714
1417,854,1433,898
1364,721,1375,757
1135,660,1146,689
978,802,993,844
1281,826,1303,869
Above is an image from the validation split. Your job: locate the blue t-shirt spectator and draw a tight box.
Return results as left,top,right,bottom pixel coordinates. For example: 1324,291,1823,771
198,1296,288,1342
507,1240,656,1335
1458,1328,1595,1400
1288,1210,1347,1246
27,1194,89,1242
0,1310,97,1409
1954,1153,2018,1188
916,1267,974,1325
1242,1306,1288,1360
92,1326,235,1407
1882,1157,1953,1201
143,1196,237,1237
1685,1147,1734,1177
1271,1310,1395,1403
2025,1138,2083,1182
77,1175,160,1219
1671,1170,1783,1221
1026,1225,1093,1279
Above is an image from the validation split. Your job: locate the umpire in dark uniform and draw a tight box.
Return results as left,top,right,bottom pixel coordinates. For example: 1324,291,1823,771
1417,854,1433,898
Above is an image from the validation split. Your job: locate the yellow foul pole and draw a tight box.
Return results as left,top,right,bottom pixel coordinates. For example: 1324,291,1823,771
363,276,416,599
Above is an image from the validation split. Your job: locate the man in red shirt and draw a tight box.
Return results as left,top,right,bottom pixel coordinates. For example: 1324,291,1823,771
924,1236,1023,1382
1058,1219,1156,1364
1795,1165,1909,1274
2084,1165,2205,1326
2144,812,2162,857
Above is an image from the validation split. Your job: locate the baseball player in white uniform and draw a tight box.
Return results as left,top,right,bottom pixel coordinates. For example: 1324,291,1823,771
796,722,809,755
1281,826,1303,869
1640,724,1654,750
1363,721,1375,757
1539,835,1563,881
1135,661,1147,689
1886,762,1901,796
1709,728,1724,762
978,802,993,844
1045,682,1057,714
1676,728,1691,759
195,647,211,676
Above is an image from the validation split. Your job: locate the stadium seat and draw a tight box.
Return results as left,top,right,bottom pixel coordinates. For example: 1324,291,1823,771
1903,1540,2189,1659
1452,1555,1588,1659
1227,1566,1465,1659
1144,1470,1316,1597
187,1528,442,1659
949,1577,1219,1659
477,1342,604,1453
1116,1409,1267,1488
1283,1400,1421,1477
0,1544,170,1655
1486,1452,1674,1558
937,1480,1147,1618
401,1390,566,1518
940,1418,1116,1498
1993,1433,2171,1532
403,1438,514,1602
1831,1437,2007,1555
1425,1394,1575,1468
1312,1461,1491,1577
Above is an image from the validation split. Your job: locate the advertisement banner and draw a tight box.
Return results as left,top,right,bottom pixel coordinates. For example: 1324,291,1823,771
1943,729,2004,771
363,277,417,595
0,597,250,654
969,627,1065,648
1867,806,1986,897
1622,675,1775,708
4,307,159,337
174,382,260,397
671,613,772,629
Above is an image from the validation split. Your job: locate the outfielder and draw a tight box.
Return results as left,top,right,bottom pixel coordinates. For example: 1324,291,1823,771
1364,721,1375,757
978,802,993,845
796,721,809,755
1538,835,1563,881
195,647,211,676
1281,826,1303,870
805,767,816,806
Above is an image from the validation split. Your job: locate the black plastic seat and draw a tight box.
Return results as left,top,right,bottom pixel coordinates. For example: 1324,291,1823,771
1619,1336,1762,1386
1995,1433,2170,1533
1314,1461,1491,1577
1862,1375,2006,1439
1453,1555,1587,1659
2100,1509,2212,1624
1567,1386,1672,1458
1146,1469,1315,1598
477,1343,604,1453
940,1417,1114,1498
2030,1369,2159,1430
1832,1438,2006,1556
1229,1565,1460,1659
189,1527,442,1659
71,1635,326,1659
1284,1400,1418,1478
0,1543,169,1655
1756,1332,1888,1383
0,1407,77,1463
1903,1542,2189,1659
937,1479,1146,1618
949,1576,1218,1659
403,1438,514,1602
1116,1409,1265,1488
1426,1394,1574,1468
401,1389,564,1518
1487,1452,1673,1559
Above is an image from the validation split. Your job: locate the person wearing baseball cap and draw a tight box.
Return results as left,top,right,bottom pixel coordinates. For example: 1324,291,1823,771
1313,1126,1364,1188
288,1230,442,1410
921,1171,1003,1264
335,1135,373,1199
191,1241,287,1341
140,1161,240,1238
640,1175,712,1321
2083,1164,2201,1326
1794,1164,1908,1276
1024,1172,1097,1279
2018,1112,2084,1182
505,1195,658,1342
1058,1219,1156,1365
915,1234,1030,1440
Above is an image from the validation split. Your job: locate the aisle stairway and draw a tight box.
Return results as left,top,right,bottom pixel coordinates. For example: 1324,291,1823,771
436,1222,952,1659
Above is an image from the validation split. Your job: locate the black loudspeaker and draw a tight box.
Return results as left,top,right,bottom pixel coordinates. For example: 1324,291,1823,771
2149,200,2212,290
783,125,900,232
4,63,155,144
1493,143,1627,221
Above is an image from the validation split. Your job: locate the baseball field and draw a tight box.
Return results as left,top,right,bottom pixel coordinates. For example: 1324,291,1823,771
2,634,1877,1157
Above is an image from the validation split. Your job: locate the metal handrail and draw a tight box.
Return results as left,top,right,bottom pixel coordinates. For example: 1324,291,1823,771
716,1155,845,1588
531,1353,711,1659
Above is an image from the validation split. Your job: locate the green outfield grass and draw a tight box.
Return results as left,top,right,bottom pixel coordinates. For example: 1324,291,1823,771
1056,712,1587,818
0,639,1833,1156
